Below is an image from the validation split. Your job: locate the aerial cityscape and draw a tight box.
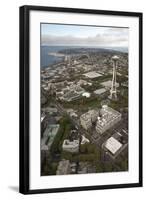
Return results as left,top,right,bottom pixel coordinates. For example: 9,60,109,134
41,24,128,176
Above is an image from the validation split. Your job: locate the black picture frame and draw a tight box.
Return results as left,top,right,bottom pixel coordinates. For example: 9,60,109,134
19,5,143,194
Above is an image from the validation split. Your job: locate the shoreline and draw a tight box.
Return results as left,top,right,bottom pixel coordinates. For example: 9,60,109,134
48,52,66,57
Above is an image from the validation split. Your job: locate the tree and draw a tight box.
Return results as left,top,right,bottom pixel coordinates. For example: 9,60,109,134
61,151,72,160
87,144,95,153
80,144,87,153
120,159,128,171
50,126,64,154
96,163,103,173
50,163,58,175
50,116,72,154
103,162,113,172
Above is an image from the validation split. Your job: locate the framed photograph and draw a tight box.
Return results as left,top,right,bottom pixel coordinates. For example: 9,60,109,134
19,5,143,194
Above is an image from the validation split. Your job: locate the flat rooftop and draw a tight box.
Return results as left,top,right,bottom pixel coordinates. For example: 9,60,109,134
101,80,119,88
63,139,79,148
97,106,121,127
83,71,102,79
80,110,98,121
105,137,122,154
41,124,60,151
94,88,106,95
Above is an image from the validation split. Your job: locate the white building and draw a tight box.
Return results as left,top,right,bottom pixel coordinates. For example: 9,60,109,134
77,79,92,86
94,88,106,95
83,71,102,79
101,80,119,89
62,84,85,102
81,135,90,145
96,105,121,134
104,136,122,155
82,92,91,98
80,110,99,130
62,139,79,153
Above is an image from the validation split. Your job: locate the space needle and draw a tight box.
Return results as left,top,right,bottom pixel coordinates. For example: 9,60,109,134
109,55,119,100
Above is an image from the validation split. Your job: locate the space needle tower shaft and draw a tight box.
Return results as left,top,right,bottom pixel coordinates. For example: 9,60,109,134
109,55,119,100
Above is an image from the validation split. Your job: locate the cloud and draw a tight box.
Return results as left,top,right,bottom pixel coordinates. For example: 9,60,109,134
41,28,128,47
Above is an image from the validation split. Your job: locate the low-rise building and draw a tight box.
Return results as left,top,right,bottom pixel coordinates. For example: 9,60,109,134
41,124,60,151
62,84,85,102
62,139,79,153
104,136,122,155
56,160,71,175
121,81,128,87
77,79,92,86
81,135,90,145
94,88,107,95
101,80,119,89
82,92,91,98
83,71,102,79
41,107,58,114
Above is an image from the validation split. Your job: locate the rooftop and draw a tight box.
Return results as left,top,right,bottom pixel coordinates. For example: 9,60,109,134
56,160,70,175
105,136,122,154
63,139,79,148
101,80,119,88
62,84,85,101
94,88,106,95
112,55,119,61
82,92,91,98
41,124,60,151
80,110,98,121
83,71,102,79
96,105,121,127
81,135,90,145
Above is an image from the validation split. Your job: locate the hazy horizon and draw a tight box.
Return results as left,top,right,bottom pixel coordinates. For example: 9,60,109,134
41,24,129,48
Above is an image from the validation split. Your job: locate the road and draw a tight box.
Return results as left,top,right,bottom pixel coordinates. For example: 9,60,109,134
55,100,128,171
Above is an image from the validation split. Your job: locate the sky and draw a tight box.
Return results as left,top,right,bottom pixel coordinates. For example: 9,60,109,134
41,23,128,48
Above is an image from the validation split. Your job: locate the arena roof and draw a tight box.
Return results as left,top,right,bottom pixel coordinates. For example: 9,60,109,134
83,71,102,78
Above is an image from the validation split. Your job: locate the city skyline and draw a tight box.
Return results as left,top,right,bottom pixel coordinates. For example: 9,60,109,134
41,23,129,176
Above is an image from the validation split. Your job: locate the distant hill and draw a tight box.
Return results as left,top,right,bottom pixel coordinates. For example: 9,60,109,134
58,47,126,55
